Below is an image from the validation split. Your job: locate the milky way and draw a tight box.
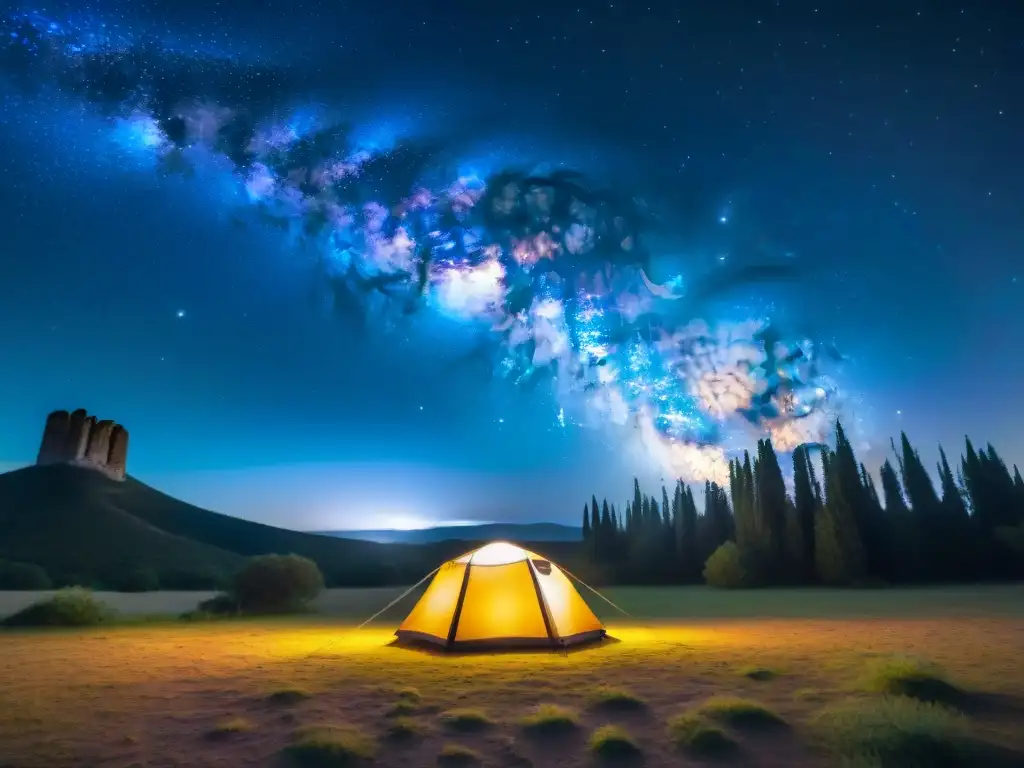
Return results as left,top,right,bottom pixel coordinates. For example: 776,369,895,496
1,7,847,484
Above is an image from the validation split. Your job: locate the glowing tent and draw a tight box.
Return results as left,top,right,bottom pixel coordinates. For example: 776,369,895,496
395,541,606,649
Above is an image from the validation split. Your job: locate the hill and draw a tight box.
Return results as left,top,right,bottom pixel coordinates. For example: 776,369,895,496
317,522,581,544
0,465,583,588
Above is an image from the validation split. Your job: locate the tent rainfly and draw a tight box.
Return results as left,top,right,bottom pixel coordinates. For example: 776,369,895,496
395,541,606,649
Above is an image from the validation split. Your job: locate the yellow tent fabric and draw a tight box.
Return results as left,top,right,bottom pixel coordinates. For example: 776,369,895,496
396,541,606,649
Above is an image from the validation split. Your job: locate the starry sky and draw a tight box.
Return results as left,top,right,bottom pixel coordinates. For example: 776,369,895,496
0,0,1021,531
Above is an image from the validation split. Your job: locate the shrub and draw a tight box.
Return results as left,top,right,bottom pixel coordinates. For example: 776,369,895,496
233,554,324,613
2,587,115,627
0,560,52,590
703,542,748,589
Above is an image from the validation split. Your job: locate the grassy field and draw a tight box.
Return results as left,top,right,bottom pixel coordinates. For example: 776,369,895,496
2,585,1023,767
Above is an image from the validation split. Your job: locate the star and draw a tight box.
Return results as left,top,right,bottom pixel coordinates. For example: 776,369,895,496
176,309,186,318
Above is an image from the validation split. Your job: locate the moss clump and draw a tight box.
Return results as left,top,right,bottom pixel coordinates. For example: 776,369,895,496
861,656,966,707
667,711,737,756
520,703,580,737
588,724,642,760
285,725,375,766
811,696,976,767
440,708,493,732
698,696,785,729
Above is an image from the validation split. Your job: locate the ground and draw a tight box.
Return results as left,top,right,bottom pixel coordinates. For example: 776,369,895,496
1,585,1023,767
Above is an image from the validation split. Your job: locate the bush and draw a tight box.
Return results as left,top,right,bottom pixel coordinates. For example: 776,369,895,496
703,542,748,588
233,554,323,613
0,560,52,590
2,587,115,627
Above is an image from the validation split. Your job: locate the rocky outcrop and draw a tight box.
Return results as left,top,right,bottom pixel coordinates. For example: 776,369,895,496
36,409,129,481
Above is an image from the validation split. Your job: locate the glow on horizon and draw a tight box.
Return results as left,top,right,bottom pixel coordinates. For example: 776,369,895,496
345,514,488,531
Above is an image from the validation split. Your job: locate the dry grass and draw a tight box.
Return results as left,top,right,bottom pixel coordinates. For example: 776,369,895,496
1,585,1023,767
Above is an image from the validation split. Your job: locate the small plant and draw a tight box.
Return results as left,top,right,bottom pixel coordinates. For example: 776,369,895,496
440,708,493,732
811,696,975,767
285,725,375,766
520,703,580,737
698,696,785,729
1,587,114,627
588,724,641,760
233,554,324,613
207,717,253,738
861,656,965,707
0,560,52,590
590,686,646,711
385,716,424,742
667,710,737,756
739,666,778,681
267,686,312,705
437,743,480,766
703,542,747,589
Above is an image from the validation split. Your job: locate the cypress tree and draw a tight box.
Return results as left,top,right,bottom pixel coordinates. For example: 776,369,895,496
582,503,591,541
816,450,865,584
793,446,818,581
590,495,600,539
899,432,942,576
682,483,699,580
662,486,672,531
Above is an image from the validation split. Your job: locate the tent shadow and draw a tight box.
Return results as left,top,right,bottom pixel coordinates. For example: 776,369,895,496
388,634,622,657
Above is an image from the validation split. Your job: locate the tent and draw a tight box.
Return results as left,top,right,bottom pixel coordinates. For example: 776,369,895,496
395,541,606,650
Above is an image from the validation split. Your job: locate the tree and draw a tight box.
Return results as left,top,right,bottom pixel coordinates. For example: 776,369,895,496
233,554,324,613
793,446,819,581
581,503,591,541
815,450,865,585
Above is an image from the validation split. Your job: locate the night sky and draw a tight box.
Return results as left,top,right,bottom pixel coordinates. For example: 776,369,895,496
0,1,1020,531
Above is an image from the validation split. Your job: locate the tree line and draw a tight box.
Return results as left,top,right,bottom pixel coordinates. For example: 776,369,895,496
580,423,1024,586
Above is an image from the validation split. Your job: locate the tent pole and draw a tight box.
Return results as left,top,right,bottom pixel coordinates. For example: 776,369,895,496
354,565,442,631
559,566,633,618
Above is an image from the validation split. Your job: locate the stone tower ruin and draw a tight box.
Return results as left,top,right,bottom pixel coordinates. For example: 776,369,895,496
35,409,130,481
